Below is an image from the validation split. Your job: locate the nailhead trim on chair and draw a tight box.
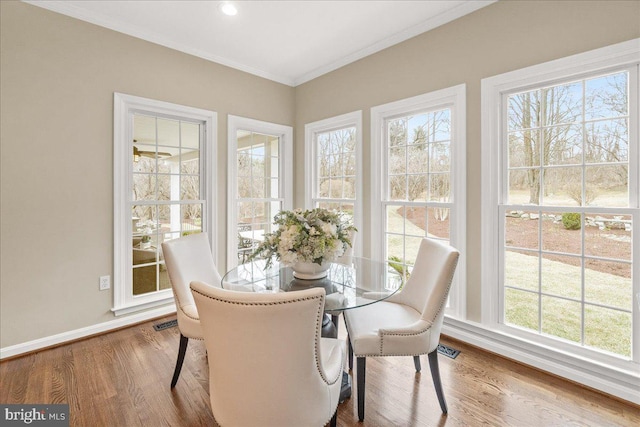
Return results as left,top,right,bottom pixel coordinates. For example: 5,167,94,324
190,289,342,387
352,254,460,358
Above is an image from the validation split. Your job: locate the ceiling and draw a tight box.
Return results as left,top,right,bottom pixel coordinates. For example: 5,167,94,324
26,0,495,87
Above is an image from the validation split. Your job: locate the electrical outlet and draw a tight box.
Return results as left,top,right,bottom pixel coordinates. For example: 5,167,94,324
99,275,110,291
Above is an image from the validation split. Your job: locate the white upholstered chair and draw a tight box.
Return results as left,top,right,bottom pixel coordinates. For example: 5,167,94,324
190,282,344,427
161,232,222,388
344,238,459,421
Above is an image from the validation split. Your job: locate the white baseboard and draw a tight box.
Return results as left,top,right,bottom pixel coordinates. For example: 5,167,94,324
442,317,640,405
0,304,176,360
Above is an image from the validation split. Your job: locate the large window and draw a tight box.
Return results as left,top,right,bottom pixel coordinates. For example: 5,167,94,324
482,40,639,372
371,85,466,316
227,116,292,268
305,111,362,254
114,93,216,315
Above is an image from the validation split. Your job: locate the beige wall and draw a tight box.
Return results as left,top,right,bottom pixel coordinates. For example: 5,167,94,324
1,0,639,349
294,0,640,322
0,1,294,347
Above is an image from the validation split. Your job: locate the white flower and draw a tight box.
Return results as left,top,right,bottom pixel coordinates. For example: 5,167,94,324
249,208,356,268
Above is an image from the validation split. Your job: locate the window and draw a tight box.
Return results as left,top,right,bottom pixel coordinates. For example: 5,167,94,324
113,93,216,315
227,116,292,268
482,40,639,369
371,85,466,316
305,111,362,254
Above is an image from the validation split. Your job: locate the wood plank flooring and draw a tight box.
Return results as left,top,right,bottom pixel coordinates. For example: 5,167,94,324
1,315,638,426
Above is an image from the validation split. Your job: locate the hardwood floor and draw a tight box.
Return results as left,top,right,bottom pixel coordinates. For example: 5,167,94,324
1,315,638,426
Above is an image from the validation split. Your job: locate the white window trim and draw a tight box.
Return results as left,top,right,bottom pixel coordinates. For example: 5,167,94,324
113,93,217,316
479,38,640,403
304,111,363,256
227,115,293,269
370,85,467,318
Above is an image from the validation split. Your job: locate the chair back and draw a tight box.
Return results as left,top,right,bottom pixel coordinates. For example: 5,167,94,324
162,233,221,332
391,238,459,333
190,282,338,426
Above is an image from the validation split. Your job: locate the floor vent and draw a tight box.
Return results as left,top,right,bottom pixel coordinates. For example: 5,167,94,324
437,344,460,359
153,319,178,331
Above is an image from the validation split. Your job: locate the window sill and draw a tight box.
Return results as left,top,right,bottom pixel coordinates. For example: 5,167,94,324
442,316,640,405
112,295,175,316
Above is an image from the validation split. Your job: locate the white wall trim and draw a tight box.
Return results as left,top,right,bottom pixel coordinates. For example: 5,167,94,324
481,38,640,351
113,92,217,314
0,303,176,360
304,110,363,257
370,84,467,318
443,317,640,405
227,115,293,270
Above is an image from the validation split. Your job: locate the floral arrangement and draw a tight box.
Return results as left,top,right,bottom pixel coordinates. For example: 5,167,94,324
250,208,356,268
136,219,154,243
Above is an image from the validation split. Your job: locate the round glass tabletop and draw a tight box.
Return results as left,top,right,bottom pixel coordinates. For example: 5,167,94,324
222,257,403,312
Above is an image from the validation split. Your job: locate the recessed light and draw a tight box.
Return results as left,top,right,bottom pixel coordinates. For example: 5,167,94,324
220,2,238,16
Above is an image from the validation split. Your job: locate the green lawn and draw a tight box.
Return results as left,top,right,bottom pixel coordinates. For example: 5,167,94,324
505,251,632,357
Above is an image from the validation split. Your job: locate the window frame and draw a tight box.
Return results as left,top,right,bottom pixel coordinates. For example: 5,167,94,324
227,115,293,269
481,39,640,370
371,85,466,318
304,111,363,256
113,93,217,316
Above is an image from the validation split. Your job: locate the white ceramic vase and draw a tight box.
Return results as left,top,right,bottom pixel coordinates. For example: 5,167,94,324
291,261,330,280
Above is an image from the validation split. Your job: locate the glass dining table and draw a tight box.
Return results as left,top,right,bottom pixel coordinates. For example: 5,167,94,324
222,257,403,336
222,257,404,402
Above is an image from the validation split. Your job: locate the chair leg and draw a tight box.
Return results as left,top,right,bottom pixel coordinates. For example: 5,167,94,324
428,349,447,414
329,409,337,427
347,336,353,371
170,334,189,388
413,355,421,372
356,357,366,422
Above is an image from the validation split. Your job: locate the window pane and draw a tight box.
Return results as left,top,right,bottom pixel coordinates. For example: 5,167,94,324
386,234,404,263
429,173,449,202
584,261,631,310
408,175,427,201
407,144,428,174
387,205,405,234
133,174,156,201
542,212,581,254
181,175,199,200
181,150,199,174
430,142,450,172
181,204,202,235
133,265,158,295
389,147,406,174
509,130,540,167
541,82,582,126
544,124,582,166
504,250,539,292
541,296,581,343
584,305,631,357
542,167,581,206
389,175,407,201
157,174,170,201
181,122,200,149
541,255,581,299
584,214,631,260
585,164,628,207
505,288,539,331
585,72,628,120
505,211,539,250
343,177,355,198
156,118,180,148
428,207,450,240
585,119,628,163
508,170,537,205
508,91,540,131
405,206,427,236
